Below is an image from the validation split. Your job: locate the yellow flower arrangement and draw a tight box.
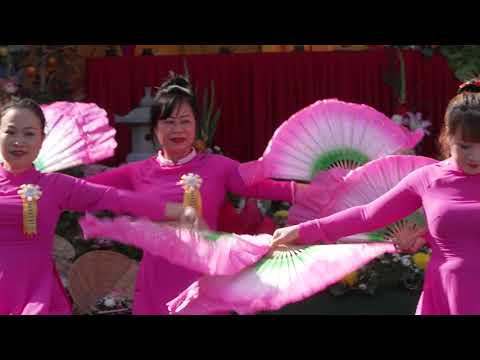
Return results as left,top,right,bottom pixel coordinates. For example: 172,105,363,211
412,252,430,270
273,210,289,218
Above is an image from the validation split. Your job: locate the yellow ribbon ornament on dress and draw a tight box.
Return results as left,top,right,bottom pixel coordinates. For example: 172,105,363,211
17,184,42,236
178,173,203,217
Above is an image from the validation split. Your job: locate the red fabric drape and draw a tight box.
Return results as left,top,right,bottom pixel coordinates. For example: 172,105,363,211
85,49,460,164
403,50,461,156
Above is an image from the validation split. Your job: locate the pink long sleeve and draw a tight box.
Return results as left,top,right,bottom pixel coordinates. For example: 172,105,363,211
55,174,167,221
298,168,425,245
85,163,135,190
225,158,294,202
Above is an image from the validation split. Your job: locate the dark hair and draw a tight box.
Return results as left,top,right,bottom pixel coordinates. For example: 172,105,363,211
439,92,480,157
149,72,199,146
0,98,46,134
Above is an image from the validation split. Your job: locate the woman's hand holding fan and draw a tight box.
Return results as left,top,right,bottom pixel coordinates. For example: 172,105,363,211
289,155,437,247
179,206,210,231
270,225,300,248
164,202,186,221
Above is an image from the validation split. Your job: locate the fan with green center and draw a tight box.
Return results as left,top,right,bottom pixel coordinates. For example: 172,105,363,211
239,99,424,185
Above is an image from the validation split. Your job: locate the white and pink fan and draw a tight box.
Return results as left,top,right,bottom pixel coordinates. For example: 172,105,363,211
79,214,271,276
289,155,438,243
239,99,424,184
167,242,396,315
37,102,117,172
0,102,117,172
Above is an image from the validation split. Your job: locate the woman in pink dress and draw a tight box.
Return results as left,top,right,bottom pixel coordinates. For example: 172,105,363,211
0,98,186,315
271,89,480,315
86,72,302,314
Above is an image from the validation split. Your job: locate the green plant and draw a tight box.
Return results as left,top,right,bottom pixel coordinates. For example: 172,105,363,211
390,45,480,82
198,80,222,148
439,45,480,81
183,58,222,148
383,47,407,105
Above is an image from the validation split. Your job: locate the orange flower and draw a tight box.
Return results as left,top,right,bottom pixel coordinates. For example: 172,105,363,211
194,139,207,152
341,271,359,287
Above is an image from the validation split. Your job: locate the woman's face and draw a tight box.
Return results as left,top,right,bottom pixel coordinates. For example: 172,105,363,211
0,108,44,172
450,127,480,175
154,101,196,159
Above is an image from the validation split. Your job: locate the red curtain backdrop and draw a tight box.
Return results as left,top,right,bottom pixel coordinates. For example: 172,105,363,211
85,49,460,164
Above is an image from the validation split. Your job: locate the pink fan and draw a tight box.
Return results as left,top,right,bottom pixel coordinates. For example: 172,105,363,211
239,99,424,184
21,101,116,172
289,155,437,243
167,242,396,315
79,214,271,276
289,168,347,226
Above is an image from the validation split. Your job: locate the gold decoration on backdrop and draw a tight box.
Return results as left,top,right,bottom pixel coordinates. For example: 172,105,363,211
262,45,369,52
134,45,261,56
135,45,182,56
76,45,122,58
91,44,371,57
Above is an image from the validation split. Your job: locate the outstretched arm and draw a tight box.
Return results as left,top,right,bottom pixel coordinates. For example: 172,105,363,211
273,168,425,246
84,164,134,190
56,174,182,221
225,158,295,202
